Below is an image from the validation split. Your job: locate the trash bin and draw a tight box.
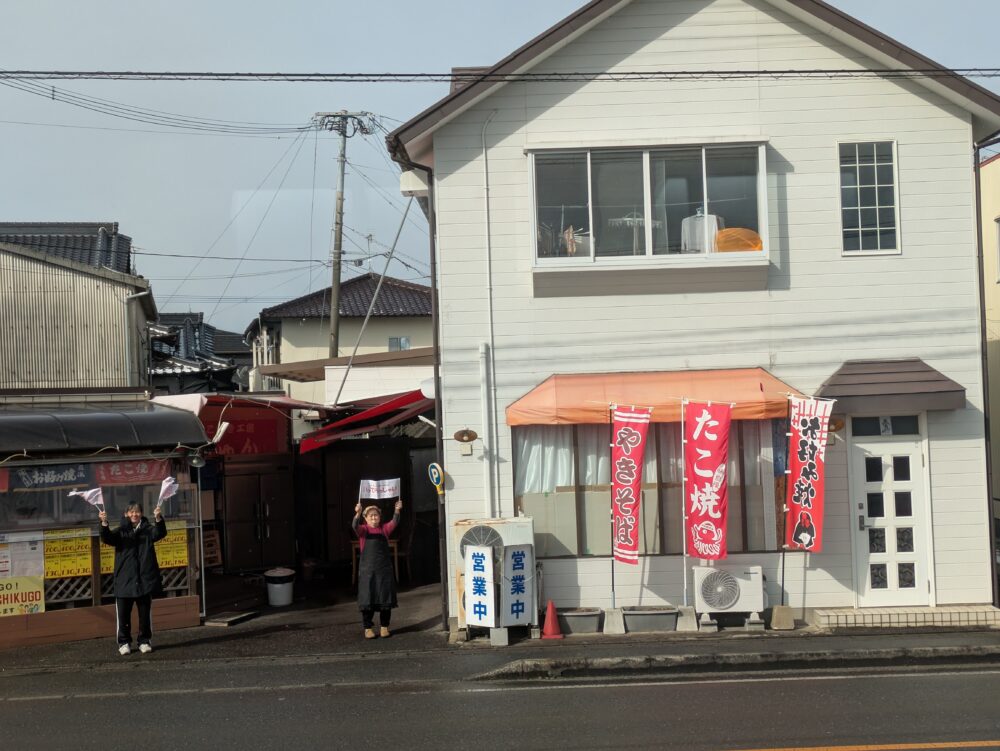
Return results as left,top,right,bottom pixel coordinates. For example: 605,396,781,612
264,567,295,607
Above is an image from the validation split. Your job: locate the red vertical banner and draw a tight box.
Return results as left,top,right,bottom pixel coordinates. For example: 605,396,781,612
684,402,732,560
611,407,653,565
784,397,833,552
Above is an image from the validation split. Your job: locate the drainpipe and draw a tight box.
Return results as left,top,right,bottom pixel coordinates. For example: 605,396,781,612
480,342,495,517
974,129,1000,607
123,290,151,388
481,110,501,518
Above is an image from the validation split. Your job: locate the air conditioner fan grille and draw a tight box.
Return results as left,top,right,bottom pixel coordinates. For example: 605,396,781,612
700,569,741,610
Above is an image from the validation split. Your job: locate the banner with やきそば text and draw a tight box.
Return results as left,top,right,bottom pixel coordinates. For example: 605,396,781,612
611,407,652,565
684,402,732,560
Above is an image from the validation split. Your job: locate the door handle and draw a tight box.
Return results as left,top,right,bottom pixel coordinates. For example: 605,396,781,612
265,503,270,518
858,515,866,531
265,525,270,540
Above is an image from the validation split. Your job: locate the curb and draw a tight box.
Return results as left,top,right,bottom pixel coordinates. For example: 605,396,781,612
471,645,1000,680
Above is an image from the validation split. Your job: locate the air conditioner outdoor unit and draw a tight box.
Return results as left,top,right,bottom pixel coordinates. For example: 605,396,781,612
692,564,765,616
451,517,535,628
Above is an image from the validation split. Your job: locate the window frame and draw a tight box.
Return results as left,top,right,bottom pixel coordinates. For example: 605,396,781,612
388,336,411,352
837,139,902,257
529,142,770,269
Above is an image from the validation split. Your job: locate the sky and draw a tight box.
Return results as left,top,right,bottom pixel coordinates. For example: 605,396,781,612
0,0,997,335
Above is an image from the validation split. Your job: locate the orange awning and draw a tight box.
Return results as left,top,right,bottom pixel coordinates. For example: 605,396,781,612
505,368,802,425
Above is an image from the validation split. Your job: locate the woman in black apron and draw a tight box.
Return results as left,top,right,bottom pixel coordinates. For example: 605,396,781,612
352,499,402,639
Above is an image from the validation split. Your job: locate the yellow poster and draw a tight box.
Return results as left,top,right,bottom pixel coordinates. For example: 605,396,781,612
100,543,114,575
154,521,189,569
0,576,45,617
44,528,93,579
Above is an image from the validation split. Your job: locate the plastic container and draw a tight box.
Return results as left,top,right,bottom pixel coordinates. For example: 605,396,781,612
264,567,295,607
622,605,679,632
556,607,603,634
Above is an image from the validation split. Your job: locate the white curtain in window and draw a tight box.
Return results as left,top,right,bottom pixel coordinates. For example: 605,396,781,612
513,425,574,495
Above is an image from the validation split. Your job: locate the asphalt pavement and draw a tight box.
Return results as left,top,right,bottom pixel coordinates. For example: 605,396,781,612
2,583,1000,682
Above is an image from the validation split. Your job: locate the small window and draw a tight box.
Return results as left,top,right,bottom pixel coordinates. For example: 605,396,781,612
851,415,919,437
388,336,410,352
839,141,898,253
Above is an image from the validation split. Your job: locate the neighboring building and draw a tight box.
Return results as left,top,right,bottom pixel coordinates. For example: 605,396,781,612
245,273,433,403
388,0,1000,627
0,239,154,389
981,153,1000,545
150,312,251,394
0,221,134,274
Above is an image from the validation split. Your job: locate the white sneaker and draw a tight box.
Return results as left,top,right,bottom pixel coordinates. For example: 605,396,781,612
139,643,152,654
118,644,131,656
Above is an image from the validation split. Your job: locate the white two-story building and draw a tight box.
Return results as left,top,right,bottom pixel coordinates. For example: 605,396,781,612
388,0,1000,627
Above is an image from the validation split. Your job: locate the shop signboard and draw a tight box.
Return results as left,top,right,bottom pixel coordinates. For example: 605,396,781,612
464,544,496,628
93,459,170,486
44,528,93,579
499,544,536,627
0,576,45,617
10,464,90,491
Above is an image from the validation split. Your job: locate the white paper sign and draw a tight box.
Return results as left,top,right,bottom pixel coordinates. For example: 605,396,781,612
359,478,401,500
500,544,537,627
464,545,496,628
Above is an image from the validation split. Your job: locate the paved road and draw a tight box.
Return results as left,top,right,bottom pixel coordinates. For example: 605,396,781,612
3,651,999,750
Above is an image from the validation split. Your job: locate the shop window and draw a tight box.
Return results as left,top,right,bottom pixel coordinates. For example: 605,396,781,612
533,143,766,262
513,420,781,558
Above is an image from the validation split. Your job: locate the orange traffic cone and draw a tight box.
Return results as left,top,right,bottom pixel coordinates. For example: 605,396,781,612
541,599,563,640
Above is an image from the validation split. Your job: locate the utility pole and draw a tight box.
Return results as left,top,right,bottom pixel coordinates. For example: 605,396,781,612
315,111,377,357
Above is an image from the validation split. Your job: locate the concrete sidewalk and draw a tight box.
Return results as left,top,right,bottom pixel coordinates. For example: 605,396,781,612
2,583,999,681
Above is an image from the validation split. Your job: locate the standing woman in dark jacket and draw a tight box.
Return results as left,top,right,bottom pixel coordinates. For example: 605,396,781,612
352,499,402,639
99,502,166,655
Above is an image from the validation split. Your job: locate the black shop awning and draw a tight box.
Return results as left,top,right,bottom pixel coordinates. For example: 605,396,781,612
0,401,208,454
815,359,966,414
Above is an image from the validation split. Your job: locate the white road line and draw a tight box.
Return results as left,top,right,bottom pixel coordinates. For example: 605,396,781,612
3,667,999,704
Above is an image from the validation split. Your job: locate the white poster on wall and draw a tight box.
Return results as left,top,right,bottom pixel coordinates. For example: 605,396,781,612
464,545,496,629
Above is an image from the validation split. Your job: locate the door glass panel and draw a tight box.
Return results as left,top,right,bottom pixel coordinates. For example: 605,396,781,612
892,456,910,481
868,528,886,553
866,493,885,518
865,457,882,482
890,416,919,435
894,492,913,517
896,527,914,553
870,564,888,589
898,563,916,588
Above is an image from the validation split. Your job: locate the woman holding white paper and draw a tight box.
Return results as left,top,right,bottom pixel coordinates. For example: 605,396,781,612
352,499,402,639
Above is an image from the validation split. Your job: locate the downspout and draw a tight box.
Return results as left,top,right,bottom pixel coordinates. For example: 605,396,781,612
481,110,501,518
390,150,448,629
479,342,495,518
975,129,1000,607
123,290,151,388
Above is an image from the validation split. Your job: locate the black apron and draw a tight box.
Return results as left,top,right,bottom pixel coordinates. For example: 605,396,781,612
357,531,397,610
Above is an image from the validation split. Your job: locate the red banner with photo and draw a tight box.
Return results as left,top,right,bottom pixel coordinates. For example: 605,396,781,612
784,397,833,552
93,459,170,486
611,406,652,565
684,402,732,560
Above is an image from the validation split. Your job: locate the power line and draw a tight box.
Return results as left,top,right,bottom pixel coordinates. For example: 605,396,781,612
3,68,1000,82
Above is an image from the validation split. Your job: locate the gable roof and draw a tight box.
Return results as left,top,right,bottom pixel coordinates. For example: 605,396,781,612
213,329,252,356
257,273,432,320
388,0,1000,164
0,222,133,274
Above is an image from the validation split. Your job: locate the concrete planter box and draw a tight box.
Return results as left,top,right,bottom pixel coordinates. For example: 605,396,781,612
623,606,679,632
557,607,603,634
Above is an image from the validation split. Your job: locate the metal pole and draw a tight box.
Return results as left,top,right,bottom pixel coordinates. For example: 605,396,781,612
681,399,689,607
609,406,615,610
328,113,348,358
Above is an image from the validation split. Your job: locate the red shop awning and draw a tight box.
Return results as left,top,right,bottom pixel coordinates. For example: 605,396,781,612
299,390,433,453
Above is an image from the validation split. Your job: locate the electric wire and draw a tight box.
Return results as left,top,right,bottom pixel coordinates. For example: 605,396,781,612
4,68,1000,82
207,130,310,322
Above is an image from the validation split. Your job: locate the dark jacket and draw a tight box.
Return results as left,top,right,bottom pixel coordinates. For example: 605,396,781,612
100,516,167,598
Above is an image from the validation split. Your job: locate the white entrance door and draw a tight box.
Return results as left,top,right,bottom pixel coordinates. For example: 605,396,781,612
850,438,929,607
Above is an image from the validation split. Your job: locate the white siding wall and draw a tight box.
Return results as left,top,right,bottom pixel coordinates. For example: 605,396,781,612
430,0,991,612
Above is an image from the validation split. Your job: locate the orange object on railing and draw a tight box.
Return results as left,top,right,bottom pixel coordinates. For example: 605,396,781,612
715,228,763,251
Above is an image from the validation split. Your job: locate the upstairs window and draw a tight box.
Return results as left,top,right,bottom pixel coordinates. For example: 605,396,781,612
534,144,767,261
388,336,411,352
839,141,899,253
